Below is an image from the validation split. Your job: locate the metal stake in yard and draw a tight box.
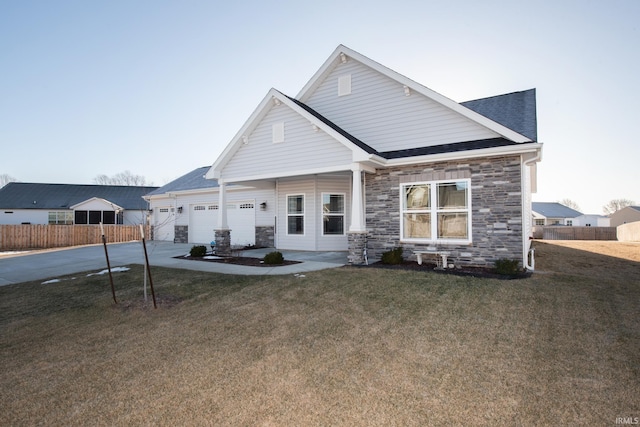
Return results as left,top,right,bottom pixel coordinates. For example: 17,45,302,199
100,222,117,304
139,224,157,309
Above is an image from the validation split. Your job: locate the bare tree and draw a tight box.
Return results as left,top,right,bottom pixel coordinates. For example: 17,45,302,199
603,198,635,215
0,174,17,188
93,174,111,185
559,198,581,212
93,171,151,186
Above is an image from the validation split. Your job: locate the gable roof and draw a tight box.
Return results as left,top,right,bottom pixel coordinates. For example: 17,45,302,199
145,167,217,197
610,205,640,215
208,45,542,182
532,202,582,218
207,89,377,179
70,197,123,210
0,182,157,210
297,45,534,143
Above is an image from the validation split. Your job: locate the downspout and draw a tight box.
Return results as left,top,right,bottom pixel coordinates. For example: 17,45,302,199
522,150,542,271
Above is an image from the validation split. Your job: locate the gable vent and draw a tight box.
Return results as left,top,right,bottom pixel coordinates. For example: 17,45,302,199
272,122,285,143
338,74,351,96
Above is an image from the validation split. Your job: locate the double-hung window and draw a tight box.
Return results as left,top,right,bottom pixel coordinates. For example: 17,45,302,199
287,195,304,235
322,193,345,235
401,179,471,243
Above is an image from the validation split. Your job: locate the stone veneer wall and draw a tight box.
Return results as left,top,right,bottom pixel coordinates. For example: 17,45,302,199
365,155,523,268
174,225,188,244
214,229,231,256
347,232,368,264
255,226,274,248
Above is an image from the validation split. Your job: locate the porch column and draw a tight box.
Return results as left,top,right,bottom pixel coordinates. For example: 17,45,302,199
214,181,231,256
218,182,228,230
348,163,368,265
349,164,365,232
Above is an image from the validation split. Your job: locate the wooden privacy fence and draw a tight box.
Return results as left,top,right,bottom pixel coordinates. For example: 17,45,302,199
0,224,150,251
541,226,617,241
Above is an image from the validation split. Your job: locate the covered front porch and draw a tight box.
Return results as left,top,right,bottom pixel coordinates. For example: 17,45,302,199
213,164,371,264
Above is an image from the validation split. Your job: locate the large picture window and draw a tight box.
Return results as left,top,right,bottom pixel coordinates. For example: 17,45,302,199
322,193,345,235
401,180,471,243
48,211,73,225
287,195,304,235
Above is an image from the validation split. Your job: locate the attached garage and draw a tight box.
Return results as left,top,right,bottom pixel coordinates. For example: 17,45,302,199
189,201,255,246
144,167,274,248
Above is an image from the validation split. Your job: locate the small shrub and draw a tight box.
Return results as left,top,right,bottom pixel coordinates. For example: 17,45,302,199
190,245,207,257
263,251,284,265
381,247,404,265
494,258,520,275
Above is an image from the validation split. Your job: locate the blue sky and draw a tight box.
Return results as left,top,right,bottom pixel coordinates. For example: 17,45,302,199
1,0,638,214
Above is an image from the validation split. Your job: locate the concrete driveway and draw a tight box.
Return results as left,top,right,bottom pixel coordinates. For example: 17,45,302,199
0,241,348,286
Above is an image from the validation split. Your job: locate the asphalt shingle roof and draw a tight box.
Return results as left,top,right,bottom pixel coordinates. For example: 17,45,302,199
145,167,217,196
532,202,582,218
461,89,537,141
0,182,158,210
379,138,527,159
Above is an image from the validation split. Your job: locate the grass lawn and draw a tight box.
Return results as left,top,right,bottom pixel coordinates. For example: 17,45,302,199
1,241,639,425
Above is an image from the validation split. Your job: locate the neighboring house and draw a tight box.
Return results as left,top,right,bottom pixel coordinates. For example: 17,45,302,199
573,214,610,227
143,167,273,246
198,45,542,268
609,206,640,227
0,182,157,225
532,202,582,226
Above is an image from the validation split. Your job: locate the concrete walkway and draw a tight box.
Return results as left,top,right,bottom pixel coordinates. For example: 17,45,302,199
0,241,348,286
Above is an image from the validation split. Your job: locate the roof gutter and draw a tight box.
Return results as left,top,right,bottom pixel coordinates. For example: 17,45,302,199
522,147,543,272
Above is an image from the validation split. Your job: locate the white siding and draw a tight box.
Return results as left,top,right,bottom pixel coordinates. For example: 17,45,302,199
0,209,49,225
305,59,499,152
123,210,146,226
275,175,350,251
221,103,353,180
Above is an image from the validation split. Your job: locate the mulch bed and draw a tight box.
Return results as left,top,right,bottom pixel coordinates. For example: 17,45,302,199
175,255,529,279
358,261,532,280
175,255,301,267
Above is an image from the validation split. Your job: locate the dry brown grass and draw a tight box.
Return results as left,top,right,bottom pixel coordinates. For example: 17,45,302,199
1,241,639,425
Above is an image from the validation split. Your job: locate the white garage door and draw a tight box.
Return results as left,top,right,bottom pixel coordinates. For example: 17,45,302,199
189,201,255,246
153,207,175,242
189,204,218,245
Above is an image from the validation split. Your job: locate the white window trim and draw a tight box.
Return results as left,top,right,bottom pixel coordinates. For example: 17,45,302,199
286,194,305,236
321,192,346,236
399,178,472,245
